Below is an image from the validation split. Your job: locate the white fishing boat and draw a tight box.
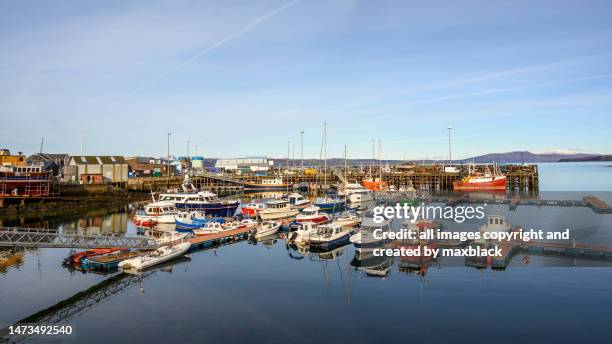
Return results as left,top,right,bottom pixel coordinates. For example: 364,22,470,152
339,183,374,204
118,242,191,271
151,231,190,245
288,222,318,245
236,218,259,229
258,199,299,220
192,222,226,236
254,221,281,238
134,201,178,226
332,212,361,228
307,223,352,250
287,193,310,209
475,215,511,243
350,215,392,253
296,205,330,224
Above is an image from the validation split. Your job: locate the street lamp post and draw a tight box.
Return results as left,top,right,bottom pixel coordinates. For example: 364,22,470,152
167,132,172,176
447,126,453,165
300,130,304,171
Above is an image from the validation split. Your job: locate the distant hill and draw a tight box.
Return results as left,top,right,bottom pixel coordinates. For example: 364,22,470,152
558,155,612,162
458,151,596,163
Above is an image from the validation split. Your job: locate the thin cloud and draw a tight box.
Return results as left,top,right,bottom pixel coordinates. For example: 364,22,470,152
129,0,299,95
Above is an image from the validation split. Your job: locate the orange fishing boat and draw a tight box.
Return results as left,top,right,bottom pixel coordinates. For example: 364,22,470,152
453,164,507,191
362,178,387,191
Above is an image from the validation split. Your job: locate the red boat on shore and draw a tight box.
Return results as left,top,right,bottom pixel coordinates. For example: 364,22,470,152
453,165,507,191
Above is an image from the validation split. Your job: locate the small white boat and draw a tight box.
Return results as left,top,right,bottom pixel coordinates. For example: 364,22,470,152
339,183,374,204
287,193,310,209
152,231,190,245
308,223,351,249
134,201,178,226
193,222,225,236
475,215,511,243
296,206,330,224
118,242,191,271
236,218,259,229
258,200,299,220
254,221,281,238
332,212,361,228
288,222,318,245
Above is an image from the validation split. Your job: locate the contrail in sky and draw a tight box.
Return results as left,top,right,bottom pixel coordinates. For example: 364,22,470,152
129,0,299,95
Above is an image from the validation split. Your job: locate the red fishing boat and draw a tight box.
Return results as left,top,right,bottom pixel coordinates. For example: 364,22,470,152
67,248,125,265
361,178,387,192
453,164,507,191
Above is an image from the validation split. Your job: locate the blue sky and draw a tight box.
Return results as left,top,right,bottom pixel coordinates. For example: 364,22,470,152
1,0,611,160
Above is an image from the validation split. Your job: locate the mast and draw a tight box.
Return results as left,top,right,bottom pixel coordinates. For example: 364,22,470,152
323,122,327,194
344,145,347,182
378,140,382,184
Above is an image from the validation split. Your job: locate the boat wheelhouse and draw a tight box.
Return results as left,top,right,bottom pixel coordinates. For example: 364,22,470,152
158,190,240,217
243,178,292,191
258,199,299,220
296,205,330,224
134,201,178,226
308,223,351,250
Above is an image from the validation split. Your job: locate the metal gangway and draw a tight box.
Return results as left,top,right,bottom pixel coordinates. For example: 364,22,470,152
0,227,158,249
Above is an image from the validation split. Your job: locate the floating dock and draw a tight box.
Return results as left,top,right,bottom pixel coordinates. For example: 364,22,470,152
186,227,254,251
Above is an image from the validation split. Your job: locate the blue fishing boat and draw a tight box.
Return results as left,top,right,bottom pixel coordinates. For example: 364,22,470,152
157,176,240,217
314,197,346,212
175,217,225,231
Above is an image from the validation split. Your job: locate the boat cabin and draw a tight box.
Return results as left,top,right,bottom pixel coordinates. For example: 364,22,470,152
265,199,290,209
144,201,177,215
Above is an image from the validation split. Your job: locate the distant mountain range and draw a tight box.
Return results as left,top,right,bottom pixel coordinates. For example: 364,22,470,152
558,155,612,162
199,151,607,168
456,151,597,163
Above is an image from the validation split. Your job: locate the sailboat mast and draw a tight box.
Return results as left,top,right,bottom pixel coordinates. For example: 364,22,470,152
323,122,327,192
344,145,347,182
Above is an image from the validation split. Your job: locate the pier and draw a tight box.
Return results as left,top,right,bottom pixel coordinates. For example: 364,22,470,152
124,163,540,193
0,228,158,249
186,226,254,251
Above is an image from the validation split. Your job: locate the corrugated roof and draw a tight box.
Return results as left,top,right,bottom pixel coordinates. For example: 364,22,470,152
70,156,127,165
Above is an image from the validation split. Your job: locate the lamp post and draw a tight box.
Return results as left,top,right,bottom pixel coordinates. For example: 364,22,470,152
447,126,453,165
300,130,304,171
167,132,172,176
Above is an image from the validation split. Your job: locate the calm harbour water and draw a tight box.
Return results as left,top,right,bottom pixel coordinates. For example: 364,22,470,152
2,162,612,343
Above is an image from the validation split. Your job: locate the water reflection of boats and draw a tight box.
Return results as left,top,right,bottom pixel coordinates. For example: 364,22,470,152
0,248,24,274
350,251,394,278
309,245,345,261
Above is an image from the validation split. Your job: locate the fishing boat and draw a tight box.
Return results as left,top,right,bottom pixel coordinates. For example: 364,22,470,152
242,177,292,191
453,164,507,191
151,231,190,245
296,206,330,224
362,178,387,192
339,183,374,204
287,193,310,209
192,222,227,236
474,215,511,244
226,218,259,229
174,217,225,232
118,242,191,271
258,199,299,220
158,175,240,216
307,223,352,250
314,197,345,212
241,202,266,216
254,221,281,238
134,201,178,226
288,222,318,245
332,211,361,228
350,214,392,253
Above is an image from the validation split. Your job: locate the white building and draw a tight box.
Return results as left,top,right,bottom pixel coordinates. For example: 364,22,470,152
214,157,273,172
68,156,129,183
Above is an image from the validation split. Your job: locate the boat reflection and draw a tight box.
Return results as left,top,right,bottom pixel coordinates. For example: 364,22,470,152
350,251,394,278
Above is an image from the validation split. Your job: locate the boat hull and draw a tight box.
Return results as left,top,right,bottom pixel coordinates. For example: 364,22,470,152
175,202,239,217
309,233,351,250
453,177,507,191
243,182,292,191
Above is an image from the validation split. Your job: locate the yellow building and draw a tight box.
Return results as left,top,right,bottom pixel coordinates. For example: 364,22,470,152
0,149,26,167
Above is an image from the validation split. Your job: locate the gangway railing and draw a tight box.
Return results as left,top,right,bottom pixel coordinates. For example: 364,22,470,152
0,228,158,249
